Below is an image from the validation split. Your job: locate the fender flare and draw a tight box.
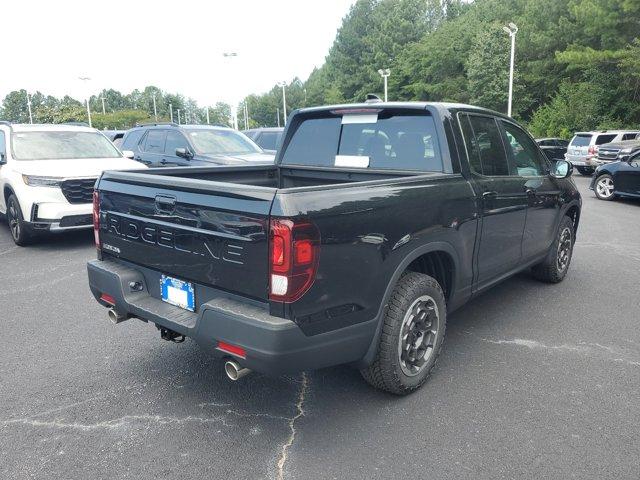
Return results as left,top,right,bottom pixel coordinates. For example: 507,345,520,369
356,241,460,368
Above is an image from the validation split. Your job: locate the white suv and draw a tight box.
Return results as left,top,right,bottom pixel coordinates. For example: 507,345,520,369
566,130,640,176
0,122,144,245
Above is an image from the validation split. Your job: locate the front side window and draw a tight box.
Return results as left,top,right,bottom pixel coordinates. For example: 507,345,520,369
164,130,190,155
621,133,638,141
501,121,544,176
461,114,510,176
11,131,121,160
187,129,261,156
143,130,166,153
281,112,443,172
0,131,6,159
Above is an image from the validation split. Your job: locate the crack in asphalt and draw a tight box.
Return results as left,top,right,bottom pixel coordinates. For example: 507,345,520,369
276,372,309,480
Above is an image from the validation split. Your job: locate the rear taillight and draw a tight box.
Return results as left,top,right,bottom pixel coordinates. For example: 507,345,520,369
588,145,599,156
92,189,100,249
269,219,320,302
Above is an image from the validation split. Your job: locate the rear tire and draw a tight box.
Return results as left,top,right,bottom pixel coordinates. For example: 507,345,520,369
594,174,615,201
576,166,595,176
6,194,34,246
360,272,446,395
531,215,574,283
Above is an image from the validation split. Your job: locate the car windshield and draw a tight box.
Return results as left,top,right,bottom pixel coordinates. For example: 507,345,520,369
186,129,261,156
12,131,121,160
570,135,592,147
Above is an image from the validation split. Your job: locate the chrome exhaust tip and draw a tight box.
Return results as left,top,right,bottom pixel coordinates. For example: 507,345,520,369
224,360,251,381
108,308,128,324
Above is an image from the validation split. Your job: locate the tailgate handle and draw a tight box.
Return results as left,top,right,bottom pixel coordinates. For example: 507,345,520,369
155,194,177,214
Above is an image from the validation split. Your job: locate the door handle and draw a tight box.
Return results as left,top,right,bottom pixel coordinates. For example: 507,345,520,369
482,191,498,198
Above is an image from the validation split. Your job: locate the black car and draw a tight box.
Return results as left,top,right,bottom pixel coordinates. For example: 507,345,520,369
591,152,640,200
536,137,569,161
87,101,580,395
120,123,274,167
242,127,284,154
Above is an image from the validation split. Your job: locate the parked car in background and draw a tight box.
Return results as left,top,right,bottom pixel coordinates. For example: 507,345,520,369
101,129,126,149
242,127,284,154
591,152,640,200
87,101,580,395
120,123,274,168
566,130,639,176
594,134,640,166
535,138,569,161
0,122,144,245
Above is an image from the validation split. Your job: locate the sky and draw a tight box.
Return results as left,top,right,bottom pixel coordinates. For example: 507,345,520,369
2,0,355,106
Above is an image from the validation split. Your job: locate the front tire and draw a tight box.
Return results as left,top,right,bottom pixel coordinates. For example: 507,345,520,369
576,166,595,176
594,174,615,201
6,195,34,246
531,215,574,283
360,272,446,395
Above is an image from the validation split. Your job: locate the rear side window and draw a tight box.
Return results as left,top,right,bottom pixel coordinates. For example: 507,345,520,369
121,129,146,151
570,135,592,147
281,112,443,172
143,130,166,153
595,134,616,145
460,114,510,176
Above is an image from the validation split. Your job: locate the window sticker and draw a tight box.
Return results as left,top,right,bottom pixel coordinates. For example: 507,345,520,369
335,155,370,168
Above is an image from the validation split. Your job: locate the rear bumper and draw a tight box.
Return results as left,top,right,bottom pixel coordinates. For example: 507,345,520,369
566,154,596,167
86,258,375,375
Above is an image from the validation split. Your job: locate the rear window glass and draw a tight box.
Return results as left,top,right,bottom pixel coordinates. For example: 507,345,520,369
257,132,282,151
595,134,616,145
281,112,443,171
570,135,591,147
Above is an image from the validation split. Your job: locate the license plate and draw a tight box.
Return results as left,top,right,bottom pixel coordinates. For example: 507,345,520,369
160,275,195,312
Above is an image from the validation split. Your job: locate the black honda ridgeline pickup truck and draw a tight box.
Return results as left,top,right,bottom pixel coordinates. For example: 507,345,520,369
87,102,581,394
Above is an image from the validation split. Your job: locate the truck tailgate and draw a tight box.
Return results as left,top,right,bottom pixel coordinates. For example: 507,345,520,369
96,172,276,301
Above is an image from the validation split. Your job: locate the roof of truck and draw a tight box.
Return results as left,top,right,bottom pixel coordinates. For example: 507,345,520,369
295,101,507,118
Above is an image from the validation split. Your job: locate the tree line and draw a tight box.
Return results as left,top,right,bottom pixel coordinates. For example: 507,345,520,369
0,86,232,130
2,0,639,137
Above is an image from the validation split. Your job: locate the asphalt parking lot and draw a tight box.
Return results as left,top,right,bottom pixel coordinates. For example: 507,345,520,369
1,175,639,480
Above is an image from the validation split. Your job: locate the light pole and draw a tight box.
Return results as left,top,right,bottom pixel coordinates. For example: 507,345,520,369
177,109,181,125
277,108,280,128
223,52,240,129
377,69,390,102
169,104,173,122
277,82,287,125
206,107,210,125
25,91,33,124
101,96,106,115
152,93,158,121
78,76,92,127
502,23,518,117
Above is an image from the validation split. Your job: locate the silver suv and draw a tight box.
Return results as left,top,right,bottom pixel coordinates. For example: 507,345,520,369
566,130,640,175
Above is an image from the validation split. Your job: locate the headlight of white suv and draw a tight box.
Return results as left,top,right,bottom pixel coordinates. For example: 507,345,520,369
22,175,63,187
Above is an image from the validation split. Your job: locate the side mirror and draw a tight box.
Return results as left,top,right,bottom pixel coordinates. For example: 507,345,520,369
122,150,135,160
175,147,192,159
551,159,572,179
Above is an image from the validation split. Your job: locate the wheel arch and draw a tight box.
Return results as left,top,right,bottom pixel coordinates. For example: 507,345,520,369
357,241,460,368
